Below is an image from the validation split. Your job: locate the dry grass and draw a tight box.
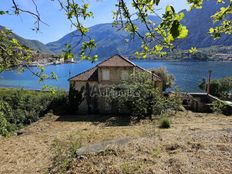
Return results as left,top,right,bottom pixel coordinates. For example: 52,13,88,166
0,112,231,174
68,112,232,174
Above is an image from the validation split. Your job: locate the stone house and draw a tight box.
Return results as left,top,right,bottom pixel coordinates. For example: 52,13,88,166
69,54,162,114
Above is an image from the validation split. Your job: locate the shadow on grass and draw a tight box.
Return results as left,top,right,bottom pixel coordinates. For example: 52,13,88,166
56,114,131,127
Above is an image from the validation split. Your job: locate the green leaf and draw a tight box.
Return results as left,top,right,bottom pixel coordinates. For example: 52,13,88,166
170,20,181,38
0,10,8,15
189,47,197,54
11,38,19,44
155,45,163,52
155,0,161,5
178,26,188,39
166,5,175,14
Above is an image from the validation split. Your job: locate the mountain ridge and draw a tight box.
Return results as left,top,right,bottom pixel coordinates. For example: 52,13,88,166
46,0,232,59
1,0,231,59
0,25,54,54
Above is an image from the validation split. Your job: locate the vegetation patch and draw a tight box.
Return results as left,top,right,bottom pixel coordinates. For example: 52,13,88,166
211,100,227,114
107,71,181,121
49,136,82,174
199,76,232,99
0,88,67,136
159,116,171,129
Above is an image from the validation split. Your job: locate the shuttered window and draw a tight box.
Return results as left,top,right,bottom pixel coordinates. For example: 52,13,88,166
102,69,110,80
121,70,129,80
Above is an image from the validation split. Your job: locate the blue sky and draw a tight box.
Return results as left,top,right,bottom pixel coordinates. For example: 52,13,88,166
0,0,188,44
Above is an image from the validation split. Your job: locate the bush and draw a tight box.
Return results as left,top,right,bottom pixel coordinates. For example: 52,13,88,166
107,72,181,120
199,76,232,98
159,116,171,129
151,67,175,91
0,112,10,136
0,88,68,136
211,100,226,114
49,136,82,174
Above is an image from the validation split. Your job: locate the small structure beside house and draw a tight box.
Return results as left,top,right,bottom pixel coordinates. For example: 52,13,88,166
68,54,162,114
181,92,232,115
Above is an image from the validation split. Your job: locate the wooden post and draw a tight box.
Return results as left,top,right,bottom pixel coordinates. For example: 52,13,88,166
207,70,212,95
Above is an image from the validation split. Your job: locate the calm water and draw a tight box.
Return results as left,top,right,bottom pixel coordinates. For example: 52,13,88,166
0,60,231,92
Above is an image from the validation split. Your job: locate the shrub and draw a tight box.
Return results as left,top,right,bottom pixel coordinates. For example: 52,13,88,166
0,88,68,136
199,76,232,99
49,136,82,174
151,67,175,91
159,116,170,129
107,72,181,120
211,100,226,114
68,84,84,113
0,112,10,136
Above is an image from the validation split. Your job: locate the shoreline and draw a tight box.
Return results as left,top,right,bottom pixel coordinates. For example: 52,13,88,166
28,60,77,67
0,87,68,92
29,58,232,67
1,61,231,92
129,58,232,62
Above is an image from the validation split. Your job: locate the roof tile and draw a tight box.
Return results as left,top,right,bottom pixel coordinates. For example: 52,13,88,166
97,54,135,67
69,54,161,82
69,67,98,81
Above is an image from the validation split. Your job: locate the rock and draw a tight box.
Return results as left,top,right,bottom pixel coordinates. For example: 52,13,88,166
76,138,130,156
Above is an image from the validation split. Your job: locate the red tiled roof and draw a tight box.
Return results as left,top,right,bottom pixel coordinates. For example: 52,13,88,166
69,67,98,81
97,54,135,67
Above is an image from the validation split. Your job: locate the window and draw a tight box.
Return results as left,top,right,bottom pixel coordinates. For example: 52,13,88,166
121,70,129,80
102,69,110,80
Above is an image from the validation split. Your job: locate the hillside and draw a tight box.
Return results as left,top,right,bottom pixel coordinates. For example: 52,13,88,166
0,112,231,173
177,0,232,49
46,0,232,59
0,25,53,54
46,20,160,59
46,17,161,59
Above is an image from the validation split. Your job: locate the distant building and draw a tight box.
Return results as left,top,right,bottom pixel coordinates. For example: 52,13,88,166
68,54,162,114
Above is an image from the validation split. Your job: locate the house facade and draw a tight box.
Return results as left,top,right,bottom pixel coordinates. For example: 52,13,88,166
69,54,162,114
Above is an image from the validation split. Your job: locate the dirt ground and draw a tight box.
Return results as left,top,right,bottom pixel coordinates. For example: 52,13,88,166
0,112,231,174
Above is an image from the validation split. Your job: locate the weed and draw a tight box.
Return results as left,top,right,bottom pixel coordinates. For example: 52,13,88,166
211,100,226,114
152,148,161,158
49,136,82,174
159,116,170,129
121,163,130,174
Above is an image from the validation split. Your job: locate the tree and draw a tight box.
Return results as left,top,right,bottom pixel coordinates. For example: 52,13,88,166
107,72,181,120
0,28,32,73
0,0,231,71
151,67,174,91
68,83,84,113
0,27,58,89
199,76,232,98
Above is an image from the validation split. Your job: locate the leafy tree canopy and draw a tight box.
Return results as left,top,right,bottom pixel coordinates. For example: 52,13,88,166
199,76,232,98
106,71,181,120
151,67,175,91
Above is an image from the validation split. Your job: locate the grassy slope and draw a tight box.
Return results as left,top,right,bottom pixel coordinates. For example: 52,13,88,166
0,112,231,174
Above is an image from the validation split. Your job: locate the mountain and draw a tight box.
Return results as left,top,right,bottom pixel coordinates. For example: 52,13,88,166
46,0,232,59
177,0,232,49
0,25,53,54
47,16,161,59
